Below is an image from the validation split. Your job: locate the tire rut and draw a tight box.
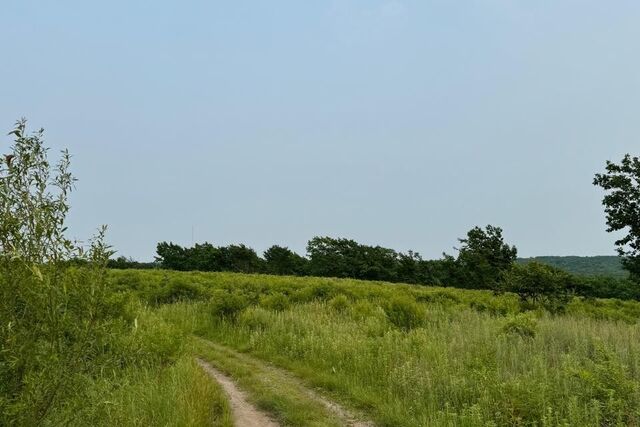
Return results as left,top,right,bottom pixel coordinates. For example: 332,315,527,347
197,358,280,427
198,339,375,427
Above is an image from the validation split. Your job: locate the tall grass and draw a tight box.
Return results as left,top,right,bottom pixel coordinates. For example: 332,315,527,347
82,356,232,427
131,270,640,426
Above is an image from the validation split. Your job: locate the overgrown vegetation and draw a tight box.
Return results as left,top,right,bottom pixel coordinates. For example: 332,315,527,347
0,120,229,426
113,269,640,427
4,118,640,426
154,229,640,304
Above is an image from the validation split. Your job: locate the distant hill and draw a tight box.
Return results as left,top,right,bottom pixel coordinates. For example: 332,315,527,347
517,256,627,278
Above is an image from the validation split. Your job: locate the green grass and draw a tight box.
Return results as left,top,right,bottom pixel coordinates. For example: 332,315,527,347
80,355,233,427
195,337,345,426
114,269,640,427
43,306,234,426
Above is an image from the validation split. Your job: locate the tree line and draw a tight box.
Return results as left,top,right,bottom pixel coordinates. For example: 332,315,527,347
153,226,514,288
116,153,640,305
151,225,640,304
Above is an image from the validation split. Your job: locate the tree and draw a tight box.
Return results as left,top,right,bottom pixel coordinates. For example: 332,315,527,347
218,244,264,273
593,154,640,282
306,236,360,278
396,250,423,284
189,243,223,271
454,225,517,289
263,245,308,276
306,236,399,281
502,262,575,312
156,241,191,270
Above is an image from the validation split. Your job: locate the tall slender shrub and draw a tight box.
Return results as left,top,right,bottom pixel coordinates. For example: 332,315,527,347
0,119,117,425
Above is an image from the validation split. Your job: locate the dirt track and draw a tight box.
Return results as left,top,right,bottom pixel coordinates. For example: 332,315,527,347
197,341,375,427
197,358,279,427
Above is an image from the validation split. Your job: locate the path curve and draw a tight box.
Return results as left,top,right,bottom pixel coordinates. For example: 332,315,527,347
199,340,375,427
196,358,280,427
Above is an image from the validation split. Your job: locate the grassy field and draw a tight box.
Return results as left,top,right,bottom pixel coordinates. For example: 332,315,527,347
32,305,234,427
108,269,640,427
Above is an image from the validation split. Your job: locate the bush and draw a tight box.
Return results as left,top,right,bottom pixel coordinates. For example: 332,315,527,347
290,283,336,303
501,313,538,338
259,293,290,311
150,278,208,304
349,300,378,320
238,308,272,332
384,296,424,330
211,291,249,320
416,289,462,306
329,294,350,313
0,120,125,425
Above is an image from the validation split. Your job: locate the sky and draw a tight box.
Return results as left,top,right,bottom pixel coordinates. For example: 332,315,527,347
1,1,639,261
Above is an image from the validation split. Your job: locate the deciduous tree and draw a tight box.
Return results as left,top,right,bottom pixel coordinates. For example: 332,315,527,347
594,154,640,282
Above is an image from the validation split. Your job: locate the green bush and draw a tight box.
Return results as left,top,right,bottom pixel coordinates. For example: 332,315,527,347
290,283,337,303
0,121,237,426
384,296,424,330
0,120,130,425
501,313,538,338
259,293,290,311
329,294,350,313
150,278,208,304
349,299,378,320
211,291,249,319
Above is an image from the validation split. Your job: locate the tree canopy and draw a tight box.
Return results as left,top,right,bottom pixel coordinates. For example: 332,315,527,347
594,154,640,282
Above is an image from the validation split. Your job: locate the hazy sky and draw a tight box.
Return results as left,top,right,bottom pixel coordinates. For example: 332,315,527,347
2,1,639,261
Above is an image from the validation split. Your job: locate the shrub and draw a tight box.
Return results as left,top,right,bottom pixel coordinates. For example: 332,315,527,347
259,293,290,311
211,291,249,320
0,120,123,425
290,283,336,303
384,296,424,330
151,279,208,304
329,294,350,313
417,290,462,306
501,313,538,338
349,300,378,320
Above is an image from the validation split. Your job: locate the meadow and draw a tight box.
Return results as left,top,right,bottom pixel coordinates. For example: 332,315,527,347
109,269,640,427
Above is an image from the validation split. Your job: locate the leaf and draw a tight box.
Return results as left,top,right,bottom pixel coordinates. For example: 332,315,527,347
31,265,44,281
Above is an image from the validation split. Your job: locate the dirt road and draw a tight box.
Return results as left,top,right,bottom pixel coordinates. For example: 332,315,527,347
197,358,279,427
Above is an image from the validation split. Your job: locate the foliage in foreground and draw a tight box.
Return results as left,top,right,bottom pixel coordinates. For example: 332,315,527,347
0,120,227,426
133,269,640,427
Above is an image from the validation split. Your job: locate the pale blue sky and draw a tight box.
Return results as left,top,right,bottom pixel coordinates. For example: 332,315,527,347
2,1,639,260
